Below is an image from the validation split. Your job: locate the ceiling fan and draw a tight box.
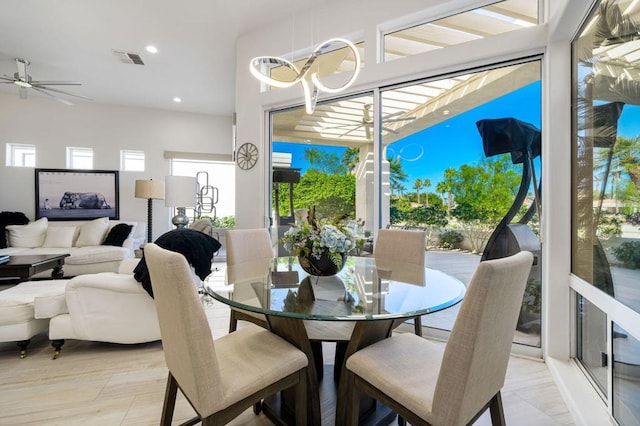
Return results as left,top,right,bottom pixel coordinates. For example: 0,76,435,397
0,58,91,105
331,103,417,139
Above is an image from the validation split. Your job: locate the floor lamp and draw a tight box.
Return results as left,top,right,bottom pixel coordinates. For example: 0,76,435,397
165,176,197,228
135,179,165,243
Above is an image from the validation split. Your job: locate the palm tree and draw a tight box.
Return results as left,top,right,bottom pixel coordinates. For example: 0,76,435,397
388,157,408,195
342,147,360,173
414,178,423,204
436,181,447,206
442,168,456,213
304,148,323,169
423,178,431,207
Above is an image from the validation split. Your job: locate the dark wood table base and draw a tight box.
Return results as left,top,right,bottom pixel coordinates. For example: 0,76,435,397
264,316,406,426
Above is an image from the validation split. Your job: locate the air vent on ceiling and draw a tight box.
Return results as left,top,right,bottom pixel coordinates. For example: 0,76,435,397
112,50,145,66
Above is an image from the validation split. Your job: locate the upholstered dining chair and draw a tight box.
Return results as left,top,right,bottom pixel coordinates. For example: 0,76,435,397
225,228,273,333
143,243,308,426
373,228,427,335
344,250,533,426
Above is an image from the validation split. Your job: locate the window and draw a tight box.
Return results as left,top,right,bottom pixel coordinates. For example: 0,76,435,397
5,143,35,167
383,0,539,62
120,150,145,171
270,58,542,349
572,0,640,417
66,147,93,169
170,159,236,225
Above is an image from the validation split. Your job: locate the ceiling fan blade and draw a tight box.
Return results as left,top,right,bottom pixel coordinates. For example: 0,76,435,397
32,85,92,101
30,80,82,86
18,86,28,99
31,86,73,105
0,75,15,82
382,126,399,134
365,124,371,140
340,125,366,138
384,116,417,123
382,111,407,119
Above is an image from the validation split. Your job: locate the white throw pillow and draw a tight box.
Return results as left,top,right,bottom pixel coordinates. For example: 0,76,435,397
6,217,48,248
42,226,76,248
75,217,109,247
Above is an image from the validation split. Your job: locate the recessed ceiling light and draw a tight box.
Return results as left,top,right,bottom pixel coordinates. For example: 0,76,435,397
145,45,158,54
173,97,182,103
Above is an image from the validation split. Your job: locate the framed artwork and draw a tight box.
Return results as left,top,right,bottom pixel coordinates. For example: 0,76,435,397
35,169,119,220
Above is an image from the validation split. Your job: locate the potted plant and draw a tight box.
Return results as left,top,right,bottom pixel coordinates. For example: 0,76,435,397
279,207,356,276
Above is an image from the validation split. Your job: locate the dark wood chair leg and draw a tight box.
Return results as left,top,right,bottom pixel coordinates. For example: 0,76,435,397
51,339,65,359
295,368,307,426
229,310,238,333
161,373,179,426
489,391,506,426
413,315,422,336
334,341,348,382
16,339,30,359
253,401,262,414
346,372,360,426
310,341,324,380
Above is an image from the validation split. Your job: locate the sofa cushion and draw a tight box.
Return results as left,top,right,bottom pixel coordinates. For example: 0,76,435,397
103,223,133,247
6,218,48,248
75,217,109,247
42,226,76,248
0,279,68,325
64,246,130,265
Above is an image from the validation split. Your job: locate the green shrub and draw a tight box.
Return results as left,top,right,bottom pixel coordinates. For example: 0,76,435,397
439,230,464,249
613,241,640,269
200,215,236,228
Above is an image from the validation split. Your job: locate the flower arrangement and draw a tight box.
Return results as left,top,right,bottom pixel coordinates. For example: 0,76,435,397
280,207,356,271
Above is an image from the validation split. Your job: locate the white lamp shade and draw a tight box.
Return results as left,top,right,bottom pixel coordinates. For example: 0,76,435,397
135,179,165,200
165,176,197,207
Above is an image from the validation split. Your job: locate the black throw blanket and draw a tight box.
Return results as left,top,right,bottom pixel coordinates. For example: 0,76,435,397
0,211,30,248
134,229,222,297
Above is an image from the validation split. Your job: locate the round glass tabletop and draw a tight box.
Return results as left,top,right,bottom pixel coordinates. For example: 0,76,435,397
206,256,465,321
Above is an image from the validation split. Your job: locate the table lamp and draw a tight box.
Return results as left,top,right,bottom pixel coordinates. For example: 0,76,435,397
165,176,197,228
134,179,165,243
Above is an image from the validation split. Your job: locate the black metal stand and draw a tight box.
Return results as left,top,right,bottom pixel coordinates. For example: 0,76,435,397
146,198,153,243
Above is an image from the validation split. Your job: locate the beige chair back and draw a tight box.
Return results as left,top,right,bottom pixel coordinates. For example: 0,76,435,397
432,251,533,425
144,243,224,416
373,229,426,265
225,228,274,264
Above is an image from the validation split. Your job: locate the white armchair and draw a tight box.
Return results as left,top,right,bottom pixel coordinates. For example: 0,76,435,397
36,258,161,358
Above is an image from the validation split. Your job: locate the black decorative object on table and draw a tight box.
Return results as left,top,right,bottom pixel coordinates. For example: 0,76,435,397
298,253,346,276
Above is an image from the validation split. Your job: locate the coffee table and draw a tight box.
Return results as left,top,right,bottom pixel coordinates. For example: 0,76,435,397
0,254,70,281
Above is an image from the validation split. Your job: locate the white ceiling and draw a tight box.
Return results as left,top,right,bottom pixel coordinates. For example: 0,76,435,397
0,0,328,116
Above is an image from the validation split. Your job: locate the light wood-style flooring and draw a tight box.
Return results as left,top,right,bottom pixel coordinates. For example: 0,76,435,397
0,299,574,425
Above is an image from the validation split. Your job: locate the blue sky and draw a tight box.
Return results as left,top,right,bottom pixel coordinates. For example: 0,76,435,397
274,81,543,188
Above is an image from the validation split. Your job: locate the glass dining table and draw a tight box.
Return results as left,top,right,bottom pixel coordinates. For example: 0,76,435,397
205,255,466,426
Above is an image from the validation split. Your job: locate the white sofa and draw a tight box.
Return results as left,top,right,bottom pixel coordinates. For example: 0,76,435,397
1,217,146,279
35,258,161,358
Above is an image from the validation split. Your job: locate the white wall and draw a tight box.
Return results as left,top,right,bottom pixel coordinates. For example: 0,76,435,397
0,92,232,240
